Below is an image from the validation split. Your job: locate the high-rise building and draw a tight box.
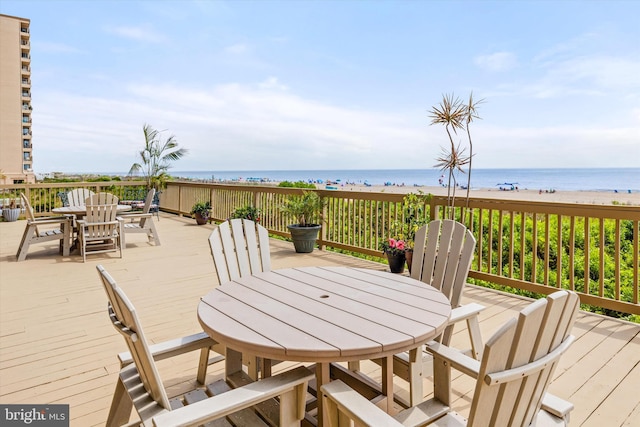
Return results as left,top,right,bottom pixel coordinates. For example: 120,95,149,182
0,14,35,184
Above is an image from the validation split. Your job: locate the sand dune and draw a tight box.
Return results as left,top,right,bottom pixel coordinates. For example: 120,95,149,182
325,184,640,206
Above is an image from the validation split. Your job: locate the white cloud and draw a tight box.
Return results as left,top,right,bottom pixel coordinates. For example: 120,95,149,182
225,43,249,54
474,52,518,72
105,24,168,43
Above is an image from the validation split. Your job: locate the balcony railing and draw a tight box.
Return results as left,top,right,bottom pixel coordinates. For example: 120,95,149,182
2,180,638,316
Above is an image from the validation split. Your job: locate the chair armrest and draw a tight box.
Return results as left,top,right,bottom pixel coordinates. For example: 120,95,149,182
449,302,485,323
425,341,480,379
321,380,404,426
28,216,72,225
541,393,574,419
118,212,153,220
152,366,314,427
118,331,216,366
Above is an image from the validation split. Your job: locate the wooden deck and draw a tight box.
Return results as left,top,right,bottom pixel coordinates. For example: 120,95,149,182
1,213,638,426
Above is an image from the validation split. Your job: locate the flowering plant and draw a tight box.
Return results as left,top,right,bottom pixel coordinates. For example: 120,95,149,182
380,238,407,256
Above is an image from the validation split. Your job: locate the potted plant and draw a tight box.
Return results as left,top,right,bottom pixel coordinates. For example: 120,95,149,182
190,200,211,225
388,191,432,273
280,191,325,253
381,238,407,274
2,199,21,222
230,205,262,222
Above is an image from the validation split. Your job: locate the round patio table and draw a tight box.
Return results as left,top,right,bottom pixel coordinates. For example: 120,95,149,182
198,266,451,426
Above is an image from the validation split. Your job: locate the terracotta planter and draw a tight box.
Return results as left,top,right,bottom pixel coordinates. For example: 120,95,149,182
405,249,413,274
194,213,209,225
385,251,406,274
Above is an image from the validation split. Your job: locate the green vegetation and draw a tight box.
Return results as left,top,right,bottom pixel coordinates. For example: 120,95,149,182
277,180,316,189
190,201,211,217
128,124,187,190
389,192,432,248
230,205,262,222
280,191,325,226
468,210,639,322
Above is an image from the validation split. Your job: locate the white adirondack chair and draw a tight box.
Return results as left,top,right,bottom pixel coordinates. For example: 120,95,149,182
209,218,271,284
350,219,485,406
65,188,94,206
322,290,580,427
119,188,161,247
16,193,72,261
77,197,122,262
97,265,313,427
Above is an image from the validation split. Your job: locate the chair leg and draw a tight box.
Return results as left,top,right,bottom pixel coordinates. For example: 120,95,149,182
197,347,209,384
148,221,161,245
16,224,35,261
106,378,133,427
466,316,483,360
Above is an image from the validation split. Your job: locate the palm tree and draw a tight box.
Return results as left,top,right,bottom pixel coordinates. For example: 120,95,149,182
128,124,187,190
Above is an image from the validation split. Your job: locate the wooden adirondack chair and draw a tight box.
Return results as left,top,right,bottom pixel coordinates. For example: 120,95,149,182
97,265,313,427
209,218,271,284
16,193,72,261
77,199,122,262
87,192,119,205
118,188,161,247
208,218,276,379
66,188,94,206
322,290,580,427
350,219,485,406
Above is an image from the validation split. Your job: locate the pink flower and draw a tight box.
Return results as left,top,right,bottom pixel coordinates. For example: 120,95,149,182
389,238,397,247
396,240,405,250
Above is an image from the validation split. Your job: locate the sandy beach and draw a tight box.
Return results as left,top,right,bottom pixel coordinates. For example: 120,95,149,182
324,184,640,206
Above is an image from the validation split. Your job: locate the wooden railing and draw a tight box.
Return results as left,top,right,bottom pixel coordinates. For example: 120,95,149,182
2,181,638,316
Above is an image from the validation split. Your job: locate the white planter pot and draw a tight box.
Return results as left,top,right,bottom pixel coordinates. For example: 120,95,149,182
3,208,21,222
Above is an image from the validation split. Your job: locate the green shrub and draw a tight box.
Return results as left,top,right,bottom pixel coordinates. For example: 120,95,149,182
278,180,316,189
230,205,262,222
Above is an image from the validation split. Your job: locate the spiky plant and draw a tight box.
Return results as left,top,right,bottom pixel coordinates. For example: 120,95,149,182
429,92,483,220
463,92,484,220
429,94,465,216
128,124,188,190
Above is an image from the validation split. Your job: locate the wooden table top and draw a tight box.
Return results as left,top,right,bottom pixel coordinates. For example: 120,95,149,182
52,205,132,215
198,266,451,364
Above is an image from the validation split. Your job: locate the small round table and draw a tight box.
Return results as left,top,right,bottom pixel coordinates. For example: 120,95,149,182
198,266,451,426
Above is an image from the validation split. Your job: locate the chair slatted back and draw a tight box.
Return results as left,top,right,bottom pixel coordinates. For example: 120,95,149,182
84,204,119,239
138,188,156,228
20,193,38,233
467,290,579,427
66,188,94,206
97,265,171,410
411,219,476,308
87,192,119,206
209,219,271,284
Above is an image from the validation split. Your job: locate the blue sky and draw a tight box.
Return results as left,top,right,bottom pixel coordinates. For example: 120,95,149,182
2,0,639,173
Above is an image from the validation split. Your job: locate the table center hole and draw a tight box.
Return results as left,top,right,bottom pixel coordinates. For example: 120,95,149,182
319,294,329,299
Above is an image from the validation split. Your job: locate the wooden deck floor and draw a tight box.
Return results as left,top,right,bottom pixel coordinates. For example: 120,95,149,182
1,213,638,426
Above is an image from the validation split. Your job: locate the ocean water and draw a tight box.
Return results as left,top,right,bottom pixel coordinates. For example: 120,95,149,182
169,168,639,192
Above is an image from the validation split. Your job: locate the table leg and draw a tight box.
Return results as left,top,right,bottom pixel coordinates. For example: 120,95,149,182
381,356,394,414
408,347,423,407
316,362,330,427
225,347,243,378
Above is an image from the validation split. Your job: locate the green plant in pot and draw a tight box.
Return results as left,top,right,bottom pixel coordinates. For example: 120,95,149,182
190,200,211,225
280,191,325,253
230,205,262,222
